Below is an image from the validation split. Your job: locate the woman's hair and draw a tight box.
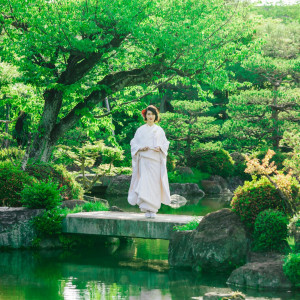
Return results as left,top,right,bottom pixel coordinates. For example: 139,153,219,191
142,105,160,122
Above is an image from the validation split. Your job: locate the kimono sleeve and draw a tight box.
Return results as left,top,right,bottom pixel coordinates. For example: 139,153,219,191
130,128,141,157
158,128,170,157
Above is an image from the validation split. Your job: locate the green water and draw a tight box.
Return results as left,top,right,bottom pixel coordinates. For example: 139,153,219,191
1,196,299,299
0,240,299,300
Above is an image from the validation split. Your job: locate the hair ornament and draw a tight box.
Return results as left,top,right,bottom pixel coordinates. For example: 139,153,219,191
141,109,147,118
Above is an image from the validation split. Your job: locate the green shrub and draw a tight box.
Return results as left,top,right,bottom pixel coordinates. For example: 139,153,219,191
25,162,84,200
0,161,35,207
191,147,234,177
20,180,63,210
173,217,201,231
59,201,109,215
231,176,287,230
31,209,64,236
283,253,300,287
253,209,289,252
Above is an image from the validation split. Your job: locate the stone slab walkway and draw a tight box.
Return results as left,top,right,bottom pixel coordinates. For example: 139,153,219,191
62,211,201,239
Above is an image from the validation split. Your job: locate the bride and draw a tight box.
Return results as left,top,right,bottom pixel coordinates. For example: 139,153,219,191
127,105,171,218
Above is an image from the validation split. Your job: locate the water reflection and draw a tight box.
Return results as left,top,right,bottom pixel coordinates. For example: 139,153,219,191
1,239,299,300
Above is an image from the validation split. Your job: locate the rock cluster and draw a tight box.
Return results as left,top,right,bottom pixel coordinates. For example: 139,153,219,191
203,291,245,300
169,208,249,272
227,252,292,290
170,183,205,197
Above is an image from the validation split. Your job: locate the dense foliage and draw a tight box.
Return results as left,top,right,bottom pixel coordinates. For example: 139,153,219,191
0,147,24,162
253,209,289,253
0,0,256,163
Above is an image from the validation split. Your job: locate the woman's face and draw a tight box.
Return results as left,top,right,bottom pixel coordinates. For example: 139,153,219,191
146,110,155,122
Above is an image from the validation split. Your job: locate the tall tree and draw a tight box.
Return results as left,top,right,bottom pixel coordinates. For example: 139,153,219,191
160,100,219,166
1,0,256,162
222,18,300,151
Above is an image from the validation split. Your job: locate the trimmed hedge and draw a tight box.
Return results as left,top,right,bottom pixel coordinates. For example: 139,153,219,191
191,147,234,177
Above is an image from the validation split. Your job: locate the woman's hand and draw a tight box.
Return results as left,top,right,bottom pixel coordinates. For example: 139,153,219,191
139,147,150,151
154,146,161,152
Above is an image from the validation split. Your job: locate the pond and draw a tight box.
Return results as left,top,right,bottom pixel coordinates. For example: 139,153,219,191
0,241,299,300
1,195,299,299
101,193,233,216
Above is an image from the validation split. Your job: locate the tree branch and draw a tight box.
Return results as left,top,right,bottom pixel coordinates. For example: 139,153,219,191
51,63,167,140
94,74,176,118
270,103,297,111
58,32,129,85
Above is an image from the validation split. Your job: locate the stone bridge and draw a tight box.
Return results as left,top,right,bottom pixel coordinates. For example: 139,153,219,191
62,211,201,240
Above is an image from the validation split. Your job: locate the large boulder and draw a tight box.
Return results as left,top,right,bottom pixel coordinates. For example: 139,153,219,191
209,175,229,190
170,194,188,208
105,175,131,195
174,166,194,175
61,200,88,209
200,180,223,194
170,183,205,197
169,209,249,272
83,195,109,206
227,252,292,290
168,231,194,268
203,291,245,300
226,176,245,194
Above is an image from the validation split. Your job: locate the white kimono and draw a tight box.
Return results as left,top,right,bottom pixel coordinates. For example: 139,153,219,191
128,123,171,213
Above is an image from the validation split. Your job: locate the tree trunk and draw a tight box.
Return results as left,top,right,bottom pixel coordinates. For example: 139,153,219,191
4,103,10,148
186,117,192,166
158,84,169,113
29,89,63,162
15,111,28,147
105,97,115,136
271,86,280,149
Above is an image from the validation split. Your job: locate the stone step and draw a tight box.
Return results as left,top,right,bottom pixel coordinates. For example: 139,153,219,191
62,211,201,240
